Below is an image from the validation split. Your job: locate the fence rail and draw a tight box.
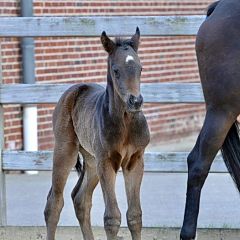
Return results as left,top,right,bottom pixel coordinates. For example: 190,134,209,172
0,83,204,104
0,14,216,228
2,151,226,173
0,16,205,37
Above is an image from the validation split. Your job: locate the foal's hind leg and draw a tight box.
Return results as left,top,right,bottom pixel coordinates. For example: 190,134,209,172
123,153,144,240
44,141,79,240
72,150,99,240
180,108,236,240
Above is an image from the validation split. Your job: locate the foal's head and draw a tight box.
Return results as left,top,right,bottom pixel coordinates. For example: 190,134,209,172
101,28,143,112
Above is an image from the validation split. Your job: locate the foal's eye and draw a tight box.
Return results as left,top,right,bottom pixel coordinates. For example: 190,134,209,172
112,66,120,78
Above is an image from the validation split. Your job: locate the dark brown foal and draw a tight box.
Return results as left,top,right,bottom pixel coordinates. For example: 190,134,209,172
44,28,150,240
181,1,240,239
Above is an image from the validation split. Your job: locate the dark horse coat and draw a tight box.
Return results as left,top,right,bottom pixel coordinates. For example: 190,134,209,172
181,1,240,239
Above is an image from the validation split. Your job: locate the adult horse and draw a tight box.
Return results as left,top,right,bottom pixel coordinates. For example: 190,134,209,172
181,0,240,239
44,28,150,240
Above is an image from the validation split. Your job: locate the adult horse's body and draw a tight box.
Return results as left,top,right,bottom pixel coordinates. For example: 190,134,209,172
44,28,150,240
181,1,240,239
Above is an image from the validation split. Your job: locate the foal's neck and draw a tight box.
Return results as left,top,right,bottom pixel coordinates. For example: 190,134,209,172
104,63,128,120
105,74,126,117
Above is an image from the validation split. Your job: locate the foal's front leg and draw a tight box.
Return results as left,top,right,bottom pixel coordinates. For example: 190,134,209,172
123,153,144,240
98,158,121,240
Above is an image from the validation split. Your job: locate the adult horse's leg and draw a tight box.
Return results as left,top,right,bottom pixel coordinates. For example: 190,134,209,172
123,154,144,240
180,108,236,240
72,149,99,240
98,158,121,240
44,141,79,240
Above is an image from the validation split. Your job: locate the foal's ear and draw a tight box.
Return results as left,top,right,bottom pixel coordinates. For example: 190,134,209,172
130,27,140,52
101,31,116,54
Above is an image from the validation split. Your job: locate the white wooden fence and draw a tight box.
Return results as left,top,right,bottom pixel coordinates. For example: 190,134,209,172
0,15,227,226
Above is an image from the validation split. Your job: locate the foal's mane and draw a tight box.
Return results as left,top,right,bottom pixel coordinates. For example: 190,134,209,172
115,37,134,49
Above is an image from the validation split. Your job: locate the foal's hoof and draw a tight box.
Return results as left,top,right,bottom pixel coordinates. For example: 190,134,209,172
117,236,124,240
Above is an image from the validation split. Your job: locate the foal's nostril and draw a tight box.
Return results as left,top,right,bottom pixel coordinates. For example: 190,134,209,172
129,95,135,105
137,95,143,106
128,94,143,110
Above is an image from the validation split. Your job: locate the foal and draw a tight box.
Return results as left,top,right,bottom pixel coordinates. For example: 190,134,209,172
44,28,150,240
181,0,240,239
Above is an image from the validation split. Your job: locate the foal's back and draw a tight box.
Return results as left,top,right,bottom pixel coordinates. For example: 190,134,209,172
53,83,105,153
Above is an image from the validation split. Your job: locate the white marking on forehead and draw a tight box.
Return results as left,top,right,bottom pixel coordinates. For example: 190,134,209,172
126,55,134,63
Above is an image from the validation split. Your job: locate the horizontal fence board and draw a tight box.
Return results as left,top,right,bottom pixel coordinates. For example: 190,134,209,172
0,83,204,104
2,151,227,173
0,16,205,37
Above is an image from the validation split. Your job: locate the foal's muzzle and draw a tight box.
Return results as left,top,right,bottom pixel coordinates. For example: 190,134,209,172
127,94,143,112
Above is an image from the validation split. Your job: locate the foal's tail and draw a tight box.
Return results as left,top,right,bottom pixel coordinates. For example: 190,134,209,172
71,154,85,200
75,154,85,176
221,122,240,193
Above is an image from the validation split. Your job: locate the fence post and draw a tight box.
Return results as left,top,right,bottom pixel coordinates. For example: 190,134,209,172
0,42,7,226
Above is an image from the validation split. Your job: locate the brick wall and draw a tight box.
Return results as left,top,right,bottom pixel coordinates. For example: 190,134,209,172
1,0,213,150
1,0,22,150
